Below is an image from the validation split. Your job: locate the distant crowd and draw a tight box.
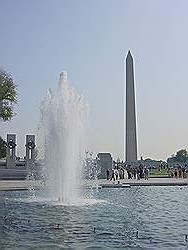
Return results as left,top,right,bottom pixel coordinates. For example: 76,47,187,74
167,166,187,178
106,164,188,181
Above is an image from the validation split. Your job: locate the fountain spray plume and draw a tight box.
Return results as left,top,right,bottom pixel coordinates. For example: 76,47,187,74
39,71,90,204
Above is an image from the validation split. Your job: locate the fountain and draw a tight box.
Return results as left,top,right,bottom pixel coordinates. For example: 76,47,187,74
39,71,89,204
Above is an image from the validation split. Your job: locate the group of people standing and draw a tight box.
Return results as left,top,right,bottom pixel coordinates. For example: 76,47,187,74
106,165,149,181
106,164,188,181
168,166,187,178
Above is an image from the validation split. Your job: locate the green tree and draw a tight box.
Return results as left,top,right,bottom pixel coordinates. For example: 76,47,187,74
167,149,188,163
0,69,17,121
0,136,6,159
175,149,188,163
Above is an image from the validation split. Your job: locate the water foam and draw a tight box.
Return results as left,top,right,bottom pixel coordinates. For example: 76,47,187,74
39,71,89,204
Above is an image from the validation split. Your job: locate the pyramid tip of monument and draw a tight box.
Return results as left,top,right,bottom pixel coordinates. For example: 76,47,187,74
127,50,133,57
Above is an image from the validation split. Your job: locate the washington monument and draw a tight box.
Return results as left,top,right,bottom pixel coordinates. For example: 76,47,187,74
125,51,137,162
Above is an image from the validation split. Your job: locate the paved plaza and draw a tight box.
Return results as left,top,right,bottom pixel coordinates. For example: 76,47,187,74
94,177,188,187
0,180,44,191
0,177,188,191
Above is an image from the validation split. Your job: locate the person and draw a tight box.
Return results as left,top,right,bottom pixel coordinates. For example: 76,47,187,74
136,168,140,180
119,168,124,179
132,168,137,179
174,169,178,178
127,169,132,179
144,167,149,180
110,169,115,181
124,168,128,179
106,169,110,180
139,166,143,179
170,170,174,178
119,168,122,179
114,168,119,180
182,167,186,178
178,167,182,178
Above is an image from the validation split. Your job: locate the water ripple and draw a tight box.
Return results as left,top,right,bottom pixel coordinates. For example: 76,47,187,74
1,186,188,249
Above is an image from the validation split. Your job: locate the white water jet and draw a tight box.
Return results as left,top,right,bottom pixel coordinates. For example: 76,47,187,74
39,71,89,204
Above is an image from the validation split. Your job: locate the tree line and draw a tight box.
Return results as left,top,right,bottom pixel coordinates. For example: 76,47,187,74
0,69,18,158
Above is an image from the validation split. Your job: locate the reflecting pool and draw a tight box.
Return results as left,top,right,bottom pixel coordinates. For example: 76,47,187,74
1,186,188,249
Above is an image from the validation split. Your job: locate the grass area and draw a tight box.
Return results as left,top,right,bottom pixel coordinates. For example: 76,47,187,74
149,168,168,176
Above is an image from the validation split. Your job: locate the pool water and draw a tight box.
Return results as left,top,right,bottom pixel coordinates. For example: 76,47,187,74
1,186,188,249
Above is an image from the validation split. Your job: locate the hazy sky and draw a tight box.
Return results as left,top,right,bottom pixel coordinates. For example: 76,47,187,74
1,0,188,161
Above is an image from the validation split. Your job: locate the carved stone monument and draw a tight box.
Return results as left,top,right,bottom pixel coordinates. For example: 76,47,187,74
25,135,36,168
6,134,17,168
97,153,112,179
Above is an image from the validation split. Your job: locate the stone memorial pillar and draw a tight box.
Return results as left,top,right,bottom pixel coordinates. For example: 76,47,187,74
6,134,17,169
25,135,36,168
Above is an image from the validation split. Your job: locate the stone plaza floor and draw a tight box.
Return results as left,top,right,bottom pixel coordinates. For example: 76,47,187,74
0,177,188,191
93,177,188,188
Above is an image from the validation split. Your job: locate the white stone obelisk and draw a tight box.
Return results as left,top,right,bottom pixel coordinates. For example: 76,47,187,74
125,51,137,162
